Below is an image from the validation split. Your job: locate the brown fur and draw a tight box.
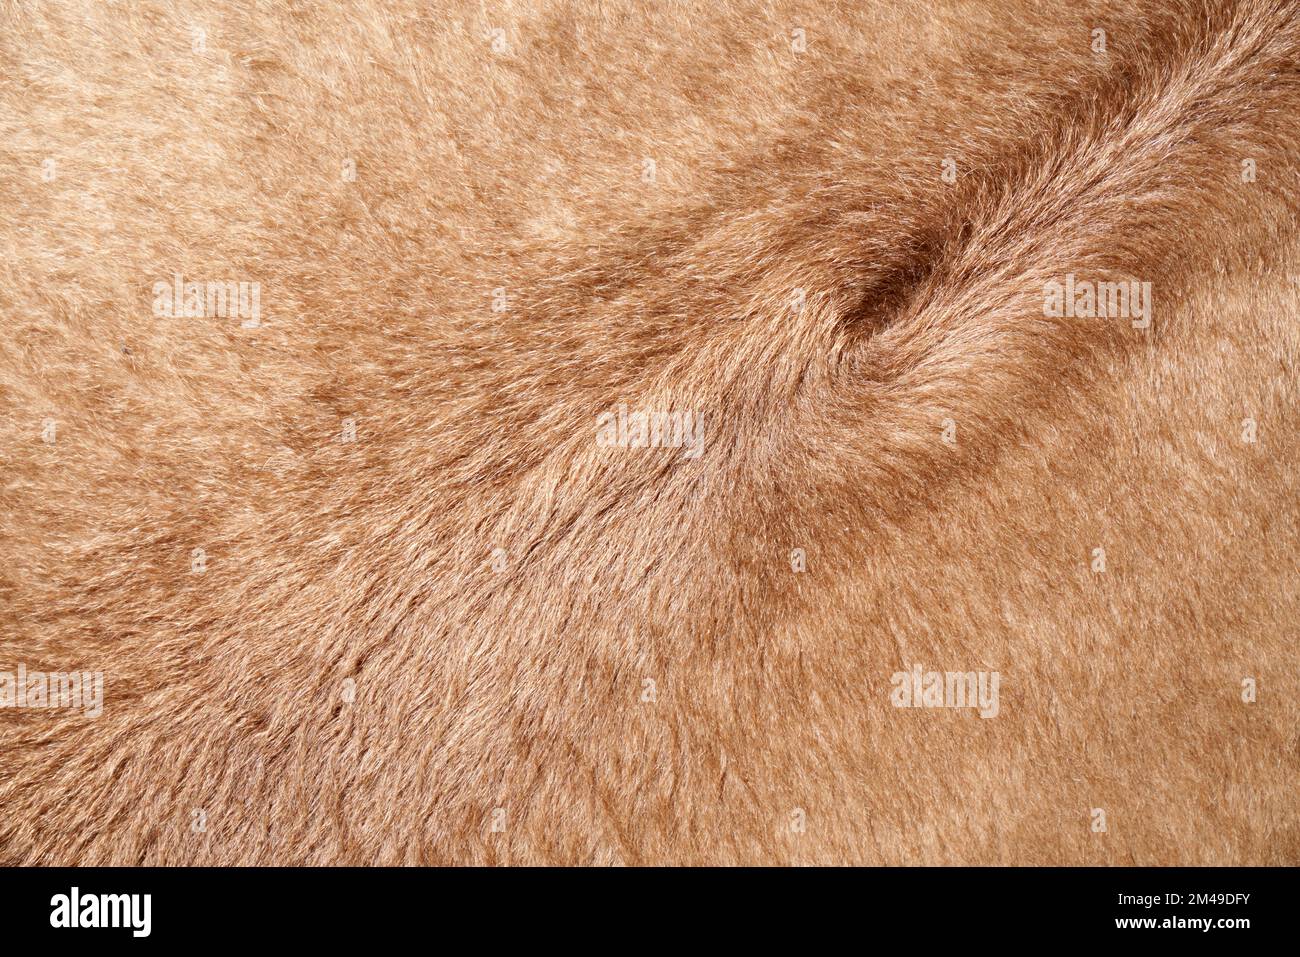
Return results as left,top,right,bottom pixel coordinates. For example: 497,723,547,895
1,0,1298,865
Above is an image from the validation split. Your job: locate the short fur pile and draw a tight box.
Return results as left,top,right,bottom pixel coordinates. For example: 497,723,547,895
1,0,1297,864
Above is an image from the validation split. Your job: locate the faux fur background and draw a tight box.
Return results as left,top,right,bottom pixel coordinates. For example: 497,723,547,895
1,0,1297,865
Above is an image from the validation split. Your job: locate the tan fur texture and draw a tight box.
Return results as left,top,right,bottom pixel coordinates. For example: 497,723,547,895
1,0,1298,865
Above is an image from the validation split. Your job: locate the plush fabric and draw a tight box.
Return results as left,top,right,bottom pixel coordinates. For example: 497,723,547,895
1,0,1297,865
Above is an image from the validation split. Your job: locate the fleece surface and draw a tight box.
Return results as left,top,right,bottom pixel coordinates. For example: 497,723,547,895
1,0,1297,865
